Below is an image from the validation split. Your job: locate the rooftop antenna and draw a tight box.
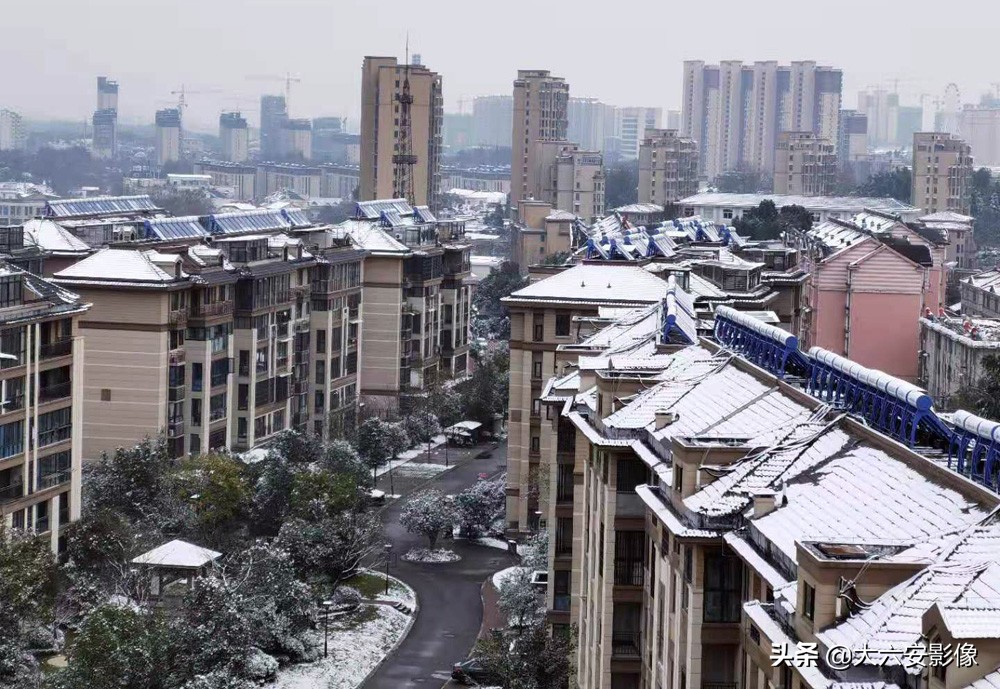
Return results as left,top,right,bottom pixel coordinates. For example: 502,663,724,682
392,33,417,205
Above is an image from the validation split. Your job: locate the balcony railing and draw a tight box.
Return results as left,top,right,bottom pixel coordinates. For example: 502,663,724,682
168,309,188,326
168,384,186,402
167,418,185,437
0,483,23,503
35,517,50,534
614,561,645,586
276,356,289,370
37,469,71,490
610,631,641,657
39,382,71,403
191,301,234,318
38,425,71,447
169,349,185,365
40,340,72,359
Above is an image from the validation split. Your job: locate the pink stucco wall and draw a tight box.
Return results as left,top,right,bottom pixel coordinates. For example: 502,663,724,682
810,289,848,355
847,292,922,380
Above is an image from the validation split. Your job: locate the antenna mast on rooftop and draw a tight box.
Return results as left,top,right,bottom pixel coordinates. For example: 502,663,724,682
392,34,417,204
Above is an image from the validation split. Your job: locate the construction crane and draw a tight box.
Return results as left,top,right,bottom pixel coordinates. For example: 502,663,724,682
170,84,222,111
247,73,302,112
392,38,417,204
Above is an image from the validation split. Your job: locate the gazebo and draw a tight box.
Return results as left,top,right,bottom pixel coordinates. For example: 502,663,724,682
131,539,221,600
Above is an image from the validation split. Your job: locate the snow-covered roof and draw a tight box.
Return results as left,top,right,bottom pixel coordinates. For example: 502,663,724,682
131,539,221,569
505,264,670,306
53,248,182,284
22,219,93,255
678,192,919,215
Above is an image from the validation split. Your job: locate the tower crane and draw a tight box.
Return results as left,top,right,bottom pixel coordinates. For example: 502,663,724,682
170,84,222,111
247,73,302,112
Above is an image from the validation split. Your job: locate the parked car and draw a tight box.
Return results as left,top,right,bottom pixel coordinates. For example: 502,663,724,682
451,658,498,685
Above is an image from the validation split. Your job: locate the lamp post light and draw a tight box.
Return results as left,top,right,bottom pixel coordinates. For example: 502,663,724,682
319,599,333,658
384,542,393,595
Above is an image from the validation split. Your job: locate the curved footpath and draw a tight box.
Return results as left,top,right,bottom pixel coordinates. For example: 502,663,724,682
362,441,515,689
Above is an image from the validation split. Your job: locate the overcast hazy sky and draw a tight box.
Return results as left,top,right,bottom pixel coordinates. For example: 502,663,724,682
4,0,999,133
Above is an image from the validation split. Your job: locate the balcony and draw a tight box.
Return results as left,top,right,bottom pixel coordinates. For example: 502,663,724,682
40,340,72,359
610,631,641,657
209,409,226,423
168,384,186,402
275,322,290,340
167,418,185,437
169,349,185,365
37,469,70,491
293,379,309,395
0,482,23,504
614,560,644,587
294,319,310,333
276,356,289,370
191,301,234,319
39,381,71,403
168,309,188,327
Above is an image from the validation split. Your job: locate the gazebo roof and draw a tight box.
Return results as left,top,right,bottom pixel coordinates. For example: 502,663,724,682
131,539,221,569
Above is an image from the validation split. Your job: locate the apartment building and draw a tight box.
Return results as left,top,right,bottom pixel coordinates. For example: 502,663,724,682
219,112,250,163
91,109,118,160
677,192,922,224
319,164,361,200
613,107,663,162
773,132,837,195
919,314,1000,407
0,109,26,152
194,160,257,201
960,267,1000,318
333,199,471,413
958,103,1000,166
511,200,576,272
471,95,513,148
0,182,58,227
511,70,570,217
568,98,615,154
360,56,444,210
256,162,321,199
520,288,1000,689
638,129,699,206
682,60,842,179
917,211,976,272
792,210,949,380
442,165,512,194
0,257,89,554
501,263,673,532
49,208,362,461
912,132,973,215
280,118,313,160
260,95,288,160
155,108,182,167
534,143,605,222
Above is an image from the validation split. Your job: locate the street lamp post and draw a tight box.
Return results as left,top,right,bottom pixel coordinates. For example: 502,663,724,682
383,543,393,595
319,599,332,658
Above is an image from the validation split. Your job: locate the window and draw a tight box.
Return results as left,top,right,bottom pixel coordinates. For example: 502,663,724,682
530,436,540,452
616,457,647,493
532,360,543,379
210,393,226,421
532,399,541,416
533,320,544,341
210,358,230,387
38,408,71,447
316,329,326,353
555,517,573,555
553,570,571,611
237,384,248,411
555,314,571,337
673,465,683,492
614,531,645,585
237,417,248,441
192,362,203,392
191,398,202,426
190,434,201,453
703,552,742,623
100,388,111,401
722,208,733,219
802,581,816,621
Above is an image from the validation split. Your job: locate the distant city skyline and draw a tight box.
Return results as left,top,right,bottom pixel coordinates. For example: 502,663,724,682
3,0,1000,133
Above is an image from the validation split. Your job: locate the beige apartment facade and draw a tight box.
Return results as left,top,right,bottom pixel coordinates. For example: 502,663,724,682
773,132,837,195
256,163,322,200
0,264,89,554
219,112,250,164
360,56,444,210
511,70,570,218
194,161,257,201
511,200,576,272
155,108,182,166
638,129,699,206
912,132,973,215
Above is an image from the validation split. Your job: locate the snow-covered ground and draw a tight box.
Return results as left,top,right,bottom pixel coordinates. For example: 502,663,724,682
402,548,461,563
374,435,447,478
394,462,453,477
272,605,408,689
492,565,529,590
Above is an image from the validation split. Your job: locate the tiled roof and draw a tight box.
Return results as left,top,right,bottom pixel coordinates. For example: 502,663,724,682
22,219,93,255
54,248,182,284
678,192,919,215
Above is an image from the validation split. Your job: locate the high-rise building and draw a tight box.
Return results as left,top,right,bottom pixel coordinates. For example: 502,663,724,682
154,108,182,167
773,131,837,195
896,105,923,148
280,118,312,160
912,132,973,214
567,98,614,153
637,129,699,205
665,109,681,130
259,95,288,160
511,70,569,216
683,60,842,179
97,76,118,111
958,104,1000,167
534,143,604,222
0,109,26,151
91,109,117,160
360,56,444,210
613,106,663,162
219,112,249,163
837,109,868,170
443,113,474,151
471,95,513,147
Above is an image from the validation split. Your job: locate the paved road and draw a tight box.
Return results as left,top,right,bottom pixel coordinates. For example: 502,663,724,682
363,440,515,689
